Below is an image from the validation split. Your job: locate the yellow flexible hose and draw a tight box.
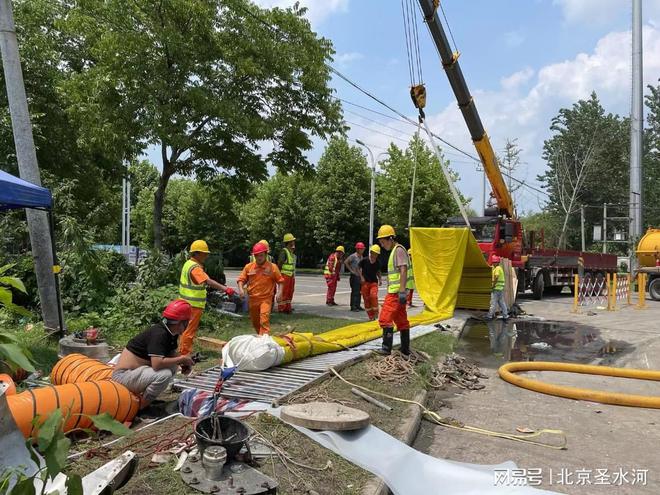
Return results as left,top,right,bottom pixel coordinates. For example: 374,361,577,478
499,361,660,409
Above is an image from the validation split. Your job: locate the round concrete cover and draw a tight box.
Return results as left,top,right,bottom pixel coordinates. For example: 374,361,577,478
281,402,371,431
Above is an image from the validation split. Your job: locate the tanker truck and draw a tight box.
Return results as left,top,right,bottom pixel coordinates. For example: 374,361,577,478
636,229,660,300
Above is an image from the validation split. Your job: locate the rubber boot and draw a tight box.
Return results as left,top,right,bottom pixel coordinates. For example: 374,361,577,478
399,330,410,356
377,327,394,355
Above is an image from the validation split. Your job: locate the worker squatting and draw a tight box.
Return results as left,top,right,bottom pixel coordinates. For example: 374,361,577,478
111,226,417,408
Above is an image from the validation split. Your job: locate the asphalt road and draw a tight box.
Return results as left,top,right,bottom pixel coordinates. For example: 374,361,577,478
224,269,424,321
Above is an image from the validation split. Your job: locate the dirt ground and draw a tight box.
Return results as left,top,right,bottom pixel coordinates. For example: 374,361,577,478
413,294,660,494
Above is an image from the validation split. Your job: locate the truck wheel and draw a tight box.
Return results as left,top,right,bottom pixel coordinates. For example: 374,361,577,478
649,278,660,301
532,273,544,300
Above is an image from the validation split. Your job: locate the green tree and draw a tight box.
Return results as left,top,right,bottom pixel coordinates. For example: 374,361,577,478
644,80,660,228
376,135,461,240
63,0,343,249
312,137,371,255
241,172,320,266
538,93,629,250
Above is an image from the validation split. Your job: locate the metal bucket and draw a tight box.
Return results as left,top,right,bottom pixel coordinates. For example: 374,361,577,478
194,416,249,460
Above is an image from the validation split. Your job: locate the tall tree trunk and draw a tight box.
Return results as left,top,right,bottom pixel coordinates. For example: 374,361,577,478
153,144,173,250
0,1,61,332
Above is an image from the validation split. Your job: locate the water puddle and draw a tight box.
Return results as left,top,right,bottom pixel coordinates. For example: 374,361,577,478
457,318,630,365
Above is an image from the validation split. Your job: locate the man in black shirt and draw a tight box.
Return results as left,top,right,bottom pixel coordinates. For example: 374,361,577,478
112,299,194,408
359,245,382,320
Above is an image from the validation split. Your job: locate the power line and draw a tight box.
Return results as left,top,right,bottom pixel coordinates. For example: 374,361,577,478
232,1,550,202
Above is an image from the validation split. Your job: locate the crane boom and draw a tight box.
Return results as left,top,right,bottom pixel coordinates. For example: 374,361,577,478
416,0,515,218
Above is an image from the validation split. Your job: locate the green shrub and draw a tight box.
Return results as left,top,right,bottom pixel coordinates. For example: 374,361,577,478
100,284,179,345
136,250,186,288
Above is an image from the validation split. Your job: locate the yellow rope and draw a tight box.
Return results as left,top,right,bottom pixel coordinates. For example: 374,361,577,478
329,368,567,450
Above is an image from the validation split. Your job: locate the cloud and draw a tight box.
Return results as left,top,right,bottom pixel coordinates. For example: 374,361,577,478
554,0,660,26
504,30,525,48
252,0,349,25
334,52,365,67
349,24,660,212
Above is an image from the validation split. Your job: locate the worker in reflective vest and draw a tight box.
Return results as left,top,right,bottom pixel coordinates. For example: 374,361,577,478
359,244,382,320
324,246,345,306
486,255,508,320
237,242,284,335
179,240,235,354
406,247,416,307
277,233,297,313
376,225,410,355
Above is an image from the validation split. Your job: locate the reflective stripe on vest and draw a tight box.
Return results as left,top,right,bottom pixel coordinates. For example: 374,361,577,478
179,259,207,309
282,248,296,277
387,244,408,294
493,265,505,291
406,256,415,290
324,255,336,277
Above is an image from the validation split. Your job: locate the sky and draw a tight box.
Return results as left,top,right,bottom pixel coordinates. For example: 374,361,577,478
251,0,660,214
144,1,660,214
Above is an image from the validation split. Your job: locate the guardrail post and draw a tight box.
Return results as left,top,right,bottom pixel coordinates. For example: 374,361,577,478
627,274,633,306
572,274,579,313
637,273,647,309
610,273,617,311
606,273,612,310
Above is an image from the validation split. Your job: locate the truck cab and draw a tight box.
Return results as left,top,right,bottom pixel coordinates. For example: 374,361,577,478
445,216,524,267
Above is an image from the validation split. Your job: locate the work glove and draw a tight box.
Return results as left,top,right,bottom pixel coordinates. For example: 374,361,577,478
398,292,407,305
225,287,235,297
220,366,236,381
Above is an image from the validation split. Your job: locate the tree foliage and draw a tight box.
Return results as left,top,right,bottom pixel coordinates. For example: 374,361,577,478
62,0,343,248
376,134,461,240
538,93,629,250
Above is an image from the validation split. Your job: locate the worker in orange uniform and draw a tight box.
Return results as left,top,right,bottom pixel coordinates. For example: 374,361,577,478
406,247,416,307
277,233,297,313
237,242,284,335
376,225,411,355
324,246,345,306
179,240,235,355
359,245,382,320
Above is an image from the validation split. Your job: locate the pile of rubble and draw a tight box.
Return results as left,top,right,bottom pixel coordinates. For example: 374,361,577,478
430,353,487,390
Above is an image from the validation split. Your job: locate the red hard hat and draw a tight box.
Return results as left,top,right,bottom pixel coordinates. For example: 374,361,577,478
491,255,501,263
163,299,192,321
252,242,269,255
355,242,366,250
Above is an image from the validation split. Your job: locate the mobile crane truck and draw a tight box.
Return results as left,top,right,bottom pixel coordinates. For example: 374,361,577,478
415,0,617,299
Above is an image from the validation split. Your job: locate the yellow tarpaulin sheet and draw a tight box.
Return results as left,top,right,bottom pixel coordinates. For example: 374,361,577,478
274,227,491,364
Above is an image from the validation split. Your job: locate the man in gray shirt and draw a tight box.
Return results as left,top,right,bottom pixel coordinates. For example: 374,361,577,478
344,242,366,311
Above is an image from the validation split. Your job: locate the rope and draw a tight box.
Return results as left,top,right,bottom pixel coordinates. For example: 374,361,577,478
329,368,567,450
366,350,428,385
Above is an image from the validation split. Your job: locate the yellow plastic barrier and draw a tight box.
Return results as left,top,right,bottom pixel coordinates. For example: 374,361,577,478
499,361,660,409
274,227,491,363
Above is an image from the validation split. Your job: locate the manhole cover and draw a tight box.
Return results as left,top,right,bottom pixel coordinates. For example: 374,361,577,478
281,402,370,431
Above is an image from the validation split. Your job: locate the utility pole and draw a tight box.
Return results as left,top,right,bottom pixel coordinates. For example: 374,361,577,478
603,203,608,254
629,0,643,266
356,140,376,247
580,205,585,252
0,0,60,331
121,175,131,257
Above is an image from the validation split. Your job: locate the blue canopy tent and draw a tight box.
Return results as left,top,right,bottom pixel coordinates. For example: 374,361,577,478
0,169,64,333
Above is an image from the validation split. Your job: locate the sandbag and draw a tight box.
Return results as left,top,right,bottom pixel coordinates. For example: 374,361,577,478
222,334,285,371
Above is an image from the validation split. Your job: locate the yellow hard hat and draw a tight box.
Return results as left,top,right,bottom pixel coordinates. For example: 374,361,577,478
283,233,296,243
258,239,270,248
377,224,396,239
336,246,345,253
190,240,210,253
370,245,381,255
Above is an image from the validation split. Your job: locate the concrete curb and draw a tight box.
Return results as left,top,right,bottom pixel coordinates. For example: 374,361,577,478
361,389,428,495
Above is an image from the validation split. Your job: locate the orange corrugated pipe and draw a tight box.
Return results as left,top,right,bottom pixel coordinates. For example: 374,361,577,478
50,353,113,384
7,379,140,438
499,361,660,409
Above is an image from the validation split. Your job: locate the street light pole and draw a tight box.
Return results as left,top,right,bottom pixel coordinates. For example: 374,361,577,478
356,140,376,247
